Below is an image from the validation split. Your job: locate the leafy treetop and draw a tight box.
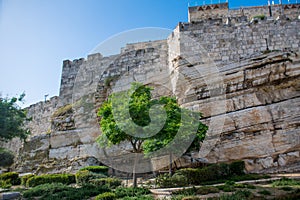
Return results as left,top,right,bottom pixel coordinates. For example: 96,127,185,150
0,93,30,142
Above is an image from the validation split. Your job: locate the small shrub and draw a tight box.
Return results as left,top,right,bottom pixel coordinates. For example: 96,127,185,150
79,165,109,175
0,172,20,185
245,184,256,189
26,173,75,187
272,177,300,187
76,170,107,185
121,196,154,200
258,189,271,195
0,179,12,189
21,174,35,186
90,177,122,188
280,186,293,191
0,148,14,167
155,174,187,188
95,192,116,200
219,190,252,200
182,196,201,200
115,187,150,198
197,186,219,195
23,183,110,200
252,15,266,20
229,161,245,176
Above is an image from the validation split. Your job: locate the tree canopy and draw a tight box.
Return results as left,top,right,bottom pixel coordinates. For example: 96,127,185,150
97,82,208,155
0,93,30,142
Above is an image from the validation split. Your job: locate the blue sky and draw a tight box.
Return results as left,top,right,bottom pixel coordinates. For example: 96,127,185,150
0,0,291,107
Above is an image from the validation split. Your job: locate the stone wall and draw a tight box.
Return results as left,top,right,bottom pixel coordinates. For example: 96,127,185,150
189,2,300,22
6,4,300,175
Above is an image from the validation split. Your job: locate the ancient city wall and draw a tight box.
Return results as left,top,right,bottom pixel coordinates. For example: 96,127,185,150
3,3,300,175
189,2,300,22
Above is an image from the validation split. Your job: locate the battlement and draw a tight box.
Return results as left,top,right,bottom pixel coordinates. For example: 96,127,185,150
188,2,300,22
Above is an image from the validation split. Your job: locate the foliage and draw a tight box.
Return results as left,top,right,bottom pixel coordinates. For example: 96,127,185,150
89,177,122,188
75,170,107,185
229,161,245,176
258,189,271,195
114,187,151,198
121,196,154,200
219,190,252,200
0,148,14,167
173,186,219,196
252,15,266,20
0,93,30,142
22,183,110,200
280,186,293,191
155,161,269,188
0,179,12,189
79,165,109,175
155,173,188,188
26,173,75,187
0,172,20,185
272,177,300,187
95,192,116,200
21,174,35,186
97,82,207,154
174,161,245,185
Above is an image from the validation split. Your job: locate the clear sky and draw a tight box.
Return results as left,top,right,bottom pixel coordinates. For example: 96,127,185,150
0,0,292,107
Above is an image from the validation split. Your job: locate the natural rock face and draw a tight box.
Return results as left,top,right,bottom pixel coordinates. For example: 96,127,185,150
2,3,299,174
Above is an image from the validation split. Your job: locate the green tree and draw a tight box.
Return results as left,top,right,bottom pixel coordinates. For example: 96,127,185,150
0,148,14,167
97,83,207,186
0,93,30,142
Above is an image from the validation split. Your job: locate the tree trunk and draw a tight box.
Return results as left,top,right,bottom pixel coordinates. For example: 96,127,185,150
133,153,138,187
169,152,172,177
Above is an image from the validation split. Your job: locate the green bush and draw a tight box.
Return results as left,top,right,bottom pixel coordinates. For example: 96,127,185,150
272,177,300,187
0,148,14,167
280,186,293,191
219,190,252,200
79,165,109,175
0,179,12,189
258,189,271,195
95,192,116,200
155,173,188,188
121,196,154,200
90,177,121,188
171,161,246,186
173,186,219,196
0,172,20,185
115,187,151,198
26,173,75,187
76,170,107,185
23,183,110,200
182,197,201,200
229,161,245,176
21,174,35,186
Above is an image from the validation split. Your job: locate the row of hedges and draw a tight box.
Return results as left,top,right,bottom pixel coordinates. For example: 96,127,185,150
26,174,76,187
79,166,109,175
23,183,110,200
75,170,107,185
0,172,20,185
156,161,246,187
